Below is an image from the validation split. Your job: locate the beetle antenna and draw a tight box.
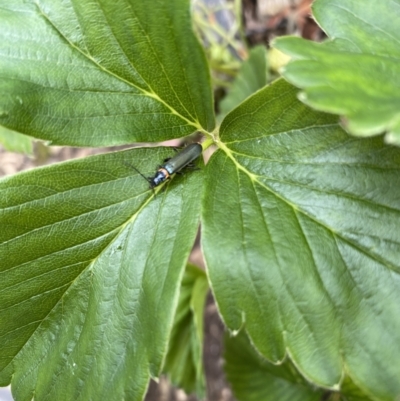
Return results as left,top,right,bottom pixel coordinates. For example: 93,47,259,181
123,161,150,184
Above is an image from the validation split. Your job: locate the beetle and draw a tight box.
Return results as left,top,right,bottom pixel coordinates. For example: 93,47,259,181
130,142,203,189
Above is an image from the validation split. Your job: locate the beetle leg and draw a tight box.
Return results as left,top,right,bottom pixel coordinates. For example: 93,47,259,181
186,162,200,171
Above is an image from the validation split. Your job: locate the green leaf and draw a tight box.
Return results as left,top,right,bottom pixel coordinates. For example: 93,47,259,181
163,264,208,397
219,45,268,121
339,377,375,401
274,0,400,144
224,330,323,401
202,79,400,401
0,126,32,155
0,147,203,401
225,331,375,401
0,0,214,147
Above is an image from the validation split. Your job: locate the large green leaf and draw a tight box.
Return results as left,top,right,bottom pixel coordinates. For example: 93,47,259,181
224,330,323,401
0,0,214,146
163,264,208,397
0,147,203,401
202,79,400,401
0,126,32,155
274,0,400,145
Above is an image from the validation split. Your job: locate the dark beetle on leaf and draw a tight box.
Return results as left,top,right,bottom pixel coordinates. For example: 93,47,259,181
130,143,203,189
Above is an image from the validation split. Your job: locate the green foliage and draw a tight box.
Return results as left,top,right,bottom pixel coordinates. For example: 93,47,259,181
0,126,32,154
202,78,400,400
274,0,400,145
163,264,208,396
0,0,214,146
0,147,203,401
0,1,399,401
192,0,245,77
219,45,268,120
224,330,323,401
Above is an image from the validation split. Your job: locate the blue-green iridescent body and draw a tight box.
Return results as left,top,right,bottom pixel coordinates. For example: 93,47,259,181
149,143,202,188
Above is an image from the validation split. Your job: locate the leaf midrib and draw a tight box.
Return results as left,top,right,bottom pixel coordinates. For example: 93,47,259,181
219,142,400,274
0,181,157,381
34,1,201,130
